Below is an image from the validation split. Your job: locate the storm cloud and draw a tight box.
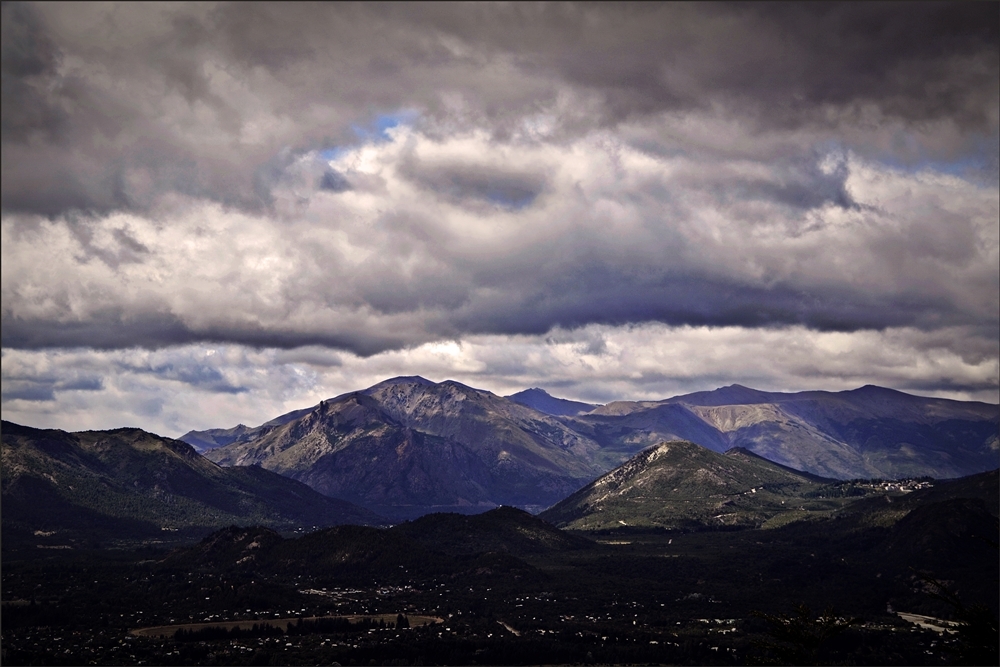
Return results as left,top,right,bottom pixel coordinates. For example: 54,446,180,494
3,2,996,217
4,131,995,351
2,2,997,433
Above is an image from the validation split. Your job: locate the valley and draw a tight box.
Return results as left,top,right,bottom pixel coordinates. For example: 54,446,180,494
3,474,996,665
2,379,997,665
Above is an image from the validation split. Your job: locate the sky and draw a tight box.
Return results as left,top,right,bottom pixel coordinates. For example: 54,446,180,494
2,2,998,438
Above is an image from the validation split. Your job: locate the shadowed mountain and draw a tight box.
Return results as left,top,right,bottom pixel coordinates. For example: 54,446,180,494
204,377,609,520
563,402,735,463
563,384,999,479
539,440,846,531
390,506,594,556
1,421,383,549
179,408,314,453
506,388,598,417
879,497,998,572
166,509,557,585
171,523,440,580
820,469,999,596
832,468,999,525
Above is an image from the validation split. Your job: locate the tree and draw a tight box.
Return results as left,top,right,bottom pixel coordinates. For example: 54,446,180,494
917,573,999,666
749,604,858,665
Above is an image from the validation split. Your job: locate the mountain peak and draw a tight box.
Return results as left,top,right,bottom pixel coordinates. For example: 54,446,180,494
668,384,776,406
506,387,597,417
372,375,436,388
848,384,908,396
2,423,385,542
540,439,832,531
205,376,606,521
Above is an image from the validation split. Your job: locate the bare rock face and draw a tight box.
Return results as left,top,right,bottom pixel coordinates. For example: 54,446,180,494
562,384,999,480
198,378,999,520
206,377,608,520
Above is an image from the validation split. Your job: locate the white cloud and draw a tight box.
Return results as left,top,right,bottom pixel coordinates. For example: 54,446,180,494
4,128,997,357
3,3,996,435
3,324,995,438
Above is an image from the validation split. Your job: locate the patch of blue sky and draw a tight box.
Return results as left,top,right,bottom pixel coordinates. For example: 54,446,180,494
318,109,419,163
319,147,351,161
351,109,419,143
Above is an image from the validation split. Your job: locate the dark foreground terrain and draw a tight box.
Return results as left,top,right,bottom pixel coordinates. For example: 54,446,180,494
3,471,998,666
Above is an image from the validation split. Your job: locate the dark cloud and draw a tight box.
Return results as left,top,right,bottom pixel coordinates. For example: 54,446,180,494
0,311,194,351
319,170,351,193
753,2,999,126
0,315,402,357
2,2,995,218
896,377,1000,397
131,362,246,394
1,374,103,402
65,221,150,269
401,159,545,210
1,2,65,144
3,230,991,355
449,270,982,340
741,159,857,212
0,0,996,392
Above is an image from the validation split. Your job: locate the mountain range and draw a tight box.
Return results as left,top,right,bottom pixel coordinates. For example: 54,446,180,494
6,451,996,666
169,505,587,583
201,377,610,520
183,377,997,519
3,376,994,537
168,468,999,586
4,380,996,666
0,421,383,549
563,383,999,479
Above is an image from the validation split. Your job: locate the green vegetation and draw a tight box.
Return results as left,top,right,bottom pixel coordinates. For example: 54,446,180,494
3,412,996,665
2,472,996,665
749,605,859,665
539,441,912,531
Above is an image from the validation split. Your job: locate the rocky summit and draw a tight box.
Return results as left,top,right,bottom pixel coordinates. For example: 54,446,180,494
203,377,610,520
561,384,999,479
188,378,999,520
539,440,842,531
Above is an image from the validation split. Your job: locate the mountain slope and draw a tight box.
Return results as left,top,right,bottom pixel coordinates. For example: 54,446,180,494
506,388,598,416
205,377,609,520
193,379,998,516
166,508,559,585
539,440,847,531
1,421,383,548
390,505,594,556
179,407,314,453
562,385,999,479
